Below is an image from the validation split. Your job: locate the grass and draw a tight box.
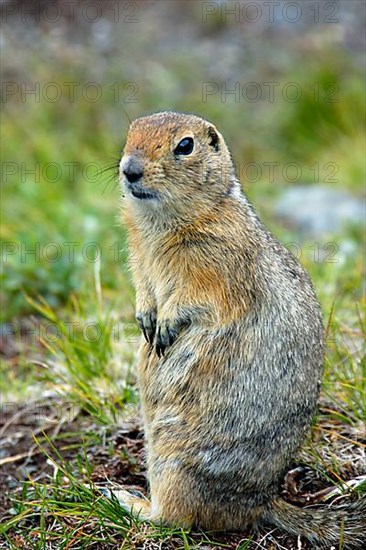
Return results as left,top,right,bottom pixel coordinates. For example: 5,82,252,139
1,8,365,549
26,294,139,425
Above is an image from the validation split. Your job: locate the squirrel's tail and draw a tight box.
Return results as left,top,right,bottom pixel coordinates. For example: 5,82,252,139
266,496,366,549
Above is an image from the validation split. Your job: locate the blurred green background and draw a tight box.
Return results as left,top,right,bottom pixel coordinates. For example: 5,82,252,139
1,0,365,350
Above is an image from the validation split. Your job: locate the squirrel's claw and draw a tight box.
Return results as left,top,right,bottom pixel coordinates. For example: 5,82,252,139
155,322,179,357
155,342,163,358
136,309,157,345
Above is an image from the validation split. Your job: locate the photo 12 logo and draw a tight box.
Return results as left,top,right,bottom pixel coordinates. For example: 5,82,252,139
202,81,339,104
1,1,140,24
201,2,339,24
1,81,140,104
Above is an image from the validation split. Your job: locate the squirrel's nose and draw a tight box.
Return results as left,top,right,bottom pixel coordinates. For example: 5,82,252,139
122,157,144,184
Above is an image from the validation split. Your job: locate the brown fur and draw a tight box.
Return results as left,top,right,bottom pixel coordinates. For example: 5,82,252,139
117,111,366,548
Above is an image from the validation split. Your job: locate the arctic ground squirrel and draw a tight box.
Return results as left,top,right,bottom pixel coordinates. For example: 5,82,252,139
116,111,365,548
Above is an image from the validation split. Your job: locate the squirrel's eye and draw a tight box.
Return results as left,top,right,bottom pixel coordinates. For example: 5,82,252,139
174,137,194,156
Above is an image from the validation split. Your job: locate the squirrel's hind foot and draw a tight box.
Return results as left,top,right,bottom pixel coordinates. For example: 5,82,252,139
100,485,152,520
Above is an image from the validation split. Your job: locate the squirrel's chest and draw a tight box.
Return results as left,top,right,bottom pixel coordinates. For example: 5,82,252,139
139,239,186,295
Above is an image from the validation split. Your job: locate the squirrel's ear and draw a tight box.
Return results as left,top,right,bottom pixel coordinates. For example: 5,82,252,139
207,126,220,152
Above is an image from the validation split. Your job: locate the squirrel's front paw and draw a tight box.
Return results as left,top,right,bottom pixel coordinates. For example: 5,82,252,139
136,309,157,345
155,316,191,357
155,320,179,357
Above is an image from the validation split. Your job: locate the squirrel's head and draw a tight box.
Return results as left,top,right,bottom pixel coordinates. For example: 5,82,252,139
120,112,239,218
